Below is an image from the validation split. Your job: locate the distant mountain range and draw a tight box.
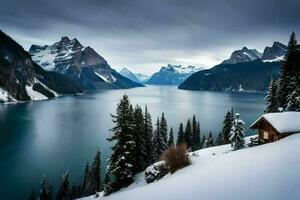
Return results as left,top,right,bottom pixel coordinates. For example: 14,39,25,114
29,37,143,91
146,64,202,85
0,30,83,103
119,68,150,84
179,41,290,92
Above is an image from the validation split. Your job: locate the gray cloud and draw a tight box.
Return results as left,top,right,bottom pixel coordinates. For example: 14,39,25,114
1,0,300,73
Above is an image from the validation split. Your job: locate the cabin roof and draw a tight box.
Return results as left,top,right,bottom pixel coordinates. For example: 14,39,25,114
250,112,300,134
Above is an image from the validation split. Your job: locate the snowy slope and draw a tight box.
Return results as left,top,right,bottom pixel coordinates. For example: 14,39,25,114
119,68,142,83
81,134,300,200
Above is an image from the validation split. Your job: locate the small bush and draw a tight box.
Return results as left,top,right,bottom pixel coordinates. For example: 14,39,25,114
161,144,189,174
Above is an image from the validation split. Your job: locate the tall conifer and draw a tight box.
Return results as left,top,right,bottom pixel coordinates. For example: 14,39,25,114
177,123,185,145
168,127,174,147
107,95,136,189
144,106,154,166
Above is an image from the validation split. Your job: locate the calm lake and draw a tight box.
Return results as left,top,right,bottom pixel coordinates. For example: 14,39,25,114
0,85,265,199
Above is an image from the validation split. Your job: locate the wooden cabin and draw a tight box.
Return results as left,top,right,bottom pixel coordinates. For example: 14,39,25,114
250,112,300,144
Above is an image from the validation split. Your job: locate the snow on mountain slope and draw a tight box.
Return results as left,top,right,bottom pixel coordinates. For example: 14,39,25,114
222,47,262,64
263,55,285,62
29,37,143,90
261,42,287,62
0,88,17,102
135,73,150,82
119,68,141,83
82,134,300,200
147,64,202,85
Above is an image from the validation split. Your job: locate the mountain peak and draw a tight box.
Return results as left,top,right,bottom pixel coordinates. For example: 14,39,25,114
60,36,70,42
261,41,287,61
222,47,262,64
120,67,131,73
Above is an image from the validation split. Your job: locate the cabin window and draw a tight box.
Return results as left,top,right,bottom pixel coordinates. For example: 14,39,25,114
263,131,269,139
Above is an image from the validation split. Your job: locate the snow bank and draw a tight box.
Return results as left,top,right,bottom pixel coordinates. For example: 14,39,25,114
82,134,300,200
0,88,17,102
25,84,48,100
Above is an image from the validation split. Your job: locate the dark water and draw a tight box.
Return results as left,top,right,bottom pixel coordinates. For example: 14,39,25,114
0,85,265,199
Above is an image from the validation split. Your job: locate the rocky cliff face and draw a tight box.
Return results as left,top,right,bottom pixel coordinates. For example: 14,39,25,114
261,42,287,61
29,37,143,90
222,47,262,64
0,30,83,103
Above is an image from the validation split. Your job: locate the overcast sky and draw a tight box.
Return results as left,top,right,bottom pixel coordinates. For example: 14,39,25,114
1,0,299,74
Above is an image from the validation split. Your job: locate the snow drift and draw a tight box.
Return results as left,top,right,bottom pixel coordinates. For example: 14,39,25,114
81,134,300,200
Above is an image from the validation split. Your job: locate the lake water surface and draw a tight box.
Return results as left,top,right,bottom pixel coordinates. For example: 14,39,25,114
0,85,265,199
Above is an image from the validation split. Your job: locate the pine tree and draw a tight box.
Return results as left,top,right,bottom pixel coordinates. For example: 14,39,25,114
56,172,71,200
286,31,298,58
191,115,197,151
39,175,51,200
152,117,167,161
144,106,154,166
206,132,214,148
176,123,185,145
201,135,207,149
103,172,112,196
107,95,136,189
216,132,223,146
265,77,279,113
90,150,101,193
278,32,298,109
29,188,35,200
104,173,111,185
221,111,233,144
286,88,300,111
76,184,82,198
192,121,201,151
184,119,192,149
230,113,245,150
39,175,48,200
70,182,78,199
47,185,52,200
82,161,90,196
167,127,175,147
160,112,168,149
133,105,147,172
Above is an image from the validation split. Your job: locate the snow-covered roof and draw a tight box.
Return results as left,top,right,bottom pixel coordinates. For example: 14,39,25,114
250,112,300,134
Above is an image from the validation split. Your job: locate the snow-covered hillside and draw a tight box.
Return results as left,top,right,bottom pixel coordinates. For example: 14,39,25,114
81,134,300,200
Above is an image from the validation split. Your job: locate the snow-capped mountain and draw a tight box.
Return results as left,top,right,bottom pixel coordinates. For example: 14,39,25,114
147,64,202,85
29,37,143,90
119,68,141,83
135,73,151,82
261,42,287,62
119,68,151,83
222,47,262,64
0,30,83,103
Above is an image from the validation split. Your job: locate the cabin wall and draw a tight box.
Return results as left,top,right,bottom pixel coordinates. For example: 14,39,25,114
256,120,280,143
